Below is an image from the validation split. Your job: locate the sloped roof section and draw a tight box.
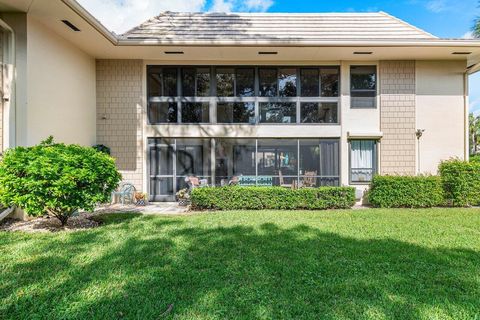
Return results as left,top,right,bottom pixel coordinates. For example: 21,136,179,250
121,11,437,43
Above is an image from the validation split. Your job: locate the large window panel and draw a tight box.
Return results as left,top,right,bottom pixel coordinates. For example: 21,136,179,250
148,102,178,124
300,68,319,97
215,139,256,186
278,68,297,97
181,102,210,123
182,67,211,96
350,140,377,183
236,68,255,97
319,140,340,186
259,102,296,124
176,139,211,191
217,102,255,124
351,66,377,108
259,68,277,97
258,139,298,186
300,102,338,124
163,68,178,97
321,68,339,97
216,68,235,97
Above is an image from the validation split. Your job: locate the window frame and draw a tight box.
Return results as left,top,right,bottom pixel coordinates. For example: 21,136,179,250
147,65,341,125
348,139,378,185
350,65,377,109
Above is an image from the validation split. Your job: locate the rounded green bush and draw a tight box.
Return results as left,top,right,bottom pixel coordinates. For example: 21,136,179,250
0,137,122,225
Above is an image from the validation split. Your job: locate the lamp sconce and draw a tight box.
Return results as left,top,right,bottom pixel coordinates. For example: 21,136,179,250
416,129,425,139
101,114,107,120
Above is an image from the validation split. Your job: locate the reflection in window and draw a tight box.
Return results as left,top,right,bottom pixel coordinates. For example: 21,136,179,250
217,102,255,124
351,66,377,108
259,68,277,97
321,68,339,97
215,139,256,186
300,102,337,123
300,68,319,97
148,102,177,124
236,68,255,97
350,140,376,183
258,139,298,186
259,103,296,123
176,139,211,191
181,67,211,97
278,68,297,97
181,102,210,123
147,66,177,97
216,68,235,97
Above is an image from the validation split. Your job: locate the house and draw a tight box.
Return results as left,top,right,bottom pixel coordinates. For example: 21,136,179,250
0,0,479,201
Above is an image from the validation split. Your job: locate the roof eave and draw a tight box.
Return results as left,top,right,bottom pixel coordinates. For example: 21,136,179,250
116,38,480,47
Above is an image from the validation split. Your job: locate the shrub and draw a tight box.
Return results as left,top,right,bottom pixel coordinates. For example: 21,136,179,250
367,175,444,208
469,154,480,163
190,186,356,210
439,159,480,206
0,137,122,225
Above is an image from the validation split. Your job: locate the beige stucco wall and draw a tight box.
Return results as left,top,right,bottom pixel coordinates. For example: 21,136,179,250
96,59,144,190
25,16,96,146
416,60,466,174
379,61,416,175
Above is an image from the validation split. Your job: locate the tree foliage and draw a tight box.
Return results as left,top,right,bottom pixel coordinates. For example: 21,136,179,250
469,113,480,154
0,137,121,225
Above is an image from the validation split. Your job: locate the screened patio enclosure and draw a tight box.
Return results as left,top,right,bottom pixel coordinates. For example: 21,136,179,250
148,138,340,201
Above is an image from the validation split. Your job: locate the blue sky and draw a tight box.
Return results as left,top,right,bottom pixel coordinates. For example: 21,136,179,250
80,0,480,112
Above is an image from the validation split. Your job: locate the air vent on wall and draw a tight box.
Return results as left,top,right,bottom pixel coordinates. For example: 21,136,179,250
61,20,80,32
164,51,184,55
258,51,278,55
353,51,373,55
452,52,472,55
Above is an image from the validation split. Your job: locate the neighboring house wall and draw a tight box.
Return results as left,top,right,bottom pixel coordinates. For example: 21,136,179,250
379,61,416,175
416,60,466,173
25,16,96,146
96,59,144,190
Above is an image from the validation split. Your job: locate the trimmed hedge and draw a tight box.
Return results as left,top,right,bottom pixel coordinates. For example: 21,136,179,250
190,186,356,210
367,175,444,208
439,159,480,206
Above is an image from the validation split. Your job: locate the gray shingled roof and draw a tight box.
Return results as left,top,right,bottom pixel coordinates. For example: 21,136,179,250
121,12,437,42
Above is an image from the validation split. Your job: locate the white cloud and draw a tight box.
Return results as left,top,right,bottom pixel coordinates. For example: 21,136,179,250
462,31,474,39
78,0,274,34
242,0,274,12
425,0,448,13
210,0,234,12
78,0,207,34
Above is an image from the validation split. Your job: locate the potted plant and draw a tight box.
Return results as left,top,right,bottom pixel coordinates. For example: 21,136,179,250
134,192,147,206
176,188,190,206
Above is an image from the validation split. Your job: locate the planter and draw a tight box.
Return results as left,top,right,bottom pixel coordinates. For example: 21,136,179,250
178,198,190,206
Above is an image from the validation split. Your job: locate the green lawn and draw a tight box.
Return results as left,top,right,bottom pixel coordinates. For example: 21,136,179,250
1,209,480,320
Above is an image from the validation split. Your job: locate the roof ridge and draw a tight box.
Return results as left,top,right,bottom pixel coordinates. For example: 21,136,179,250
378,11,437,39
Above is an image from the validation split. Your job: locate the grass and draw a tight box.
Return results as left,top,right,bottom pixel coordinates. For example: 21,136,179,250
1,209,480,319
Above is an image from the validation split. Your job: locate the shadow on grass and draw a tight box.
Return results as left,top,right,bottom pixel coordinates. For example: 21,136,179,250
90,212,143,225
1,216,480,319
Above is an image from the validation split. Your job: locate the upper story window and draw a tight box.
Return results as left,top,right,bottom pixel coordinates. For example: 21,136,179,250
350,66,377,109
147,66,340,124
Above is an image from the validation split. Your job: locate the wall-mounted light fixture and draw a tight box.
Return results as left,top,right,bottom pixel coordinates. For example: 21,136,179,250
416,129,425,174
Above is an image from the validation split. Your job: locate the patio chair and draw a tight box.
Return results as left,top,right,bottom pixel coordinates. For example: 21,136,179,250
111,183,136,205
301,171,317,188
278,170,293,189
185,176,200,190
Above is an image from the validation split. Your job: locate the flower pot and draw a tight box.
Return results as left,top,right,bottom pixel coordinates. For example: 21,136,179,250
178,198,190,206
